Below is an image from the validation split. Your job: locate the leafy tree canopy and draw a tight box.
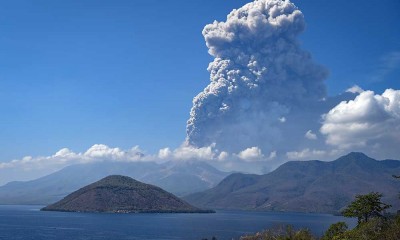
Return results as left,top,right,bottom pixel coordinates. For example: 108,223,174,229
342,192,391,224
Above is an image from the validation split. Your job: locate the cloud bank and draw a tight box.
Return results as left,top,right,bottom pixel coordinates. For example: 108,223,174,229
186,0,327,153
0,144,147,184
0,143,277,185
0,144,146,171
321,89,400,158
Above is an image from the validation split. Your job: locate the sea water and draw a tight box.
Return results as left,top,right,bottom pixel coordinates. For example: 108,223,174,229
0,205,356,240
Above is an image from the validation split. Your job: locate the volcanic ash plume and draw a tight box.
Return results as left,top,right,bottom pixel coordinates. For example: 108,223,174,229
186,0,328,153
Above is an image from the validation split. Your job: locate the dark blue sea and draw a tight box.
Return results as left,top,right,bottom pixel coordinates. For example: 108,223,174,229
0,205,356,240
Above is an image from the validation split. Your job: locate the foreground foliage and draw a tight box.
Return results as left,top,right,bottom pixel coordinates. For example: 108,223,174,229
239,216,400,240
240,225,317,240
240,191,400,240
321,222,348,240
324,215,400,240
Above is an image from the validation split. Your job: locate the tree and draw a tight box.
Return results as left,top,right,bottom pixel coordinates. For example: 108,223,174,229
342,192,391,224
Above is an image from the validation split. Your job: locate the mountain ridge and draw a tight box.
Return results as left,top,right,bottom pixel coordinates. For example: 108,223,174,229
184,152,400,213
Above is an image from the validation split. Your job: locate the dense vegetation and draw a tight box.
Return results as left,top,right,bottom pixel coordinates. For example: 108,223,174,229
240,226,316,240
236,216,400,240
201,212,400,239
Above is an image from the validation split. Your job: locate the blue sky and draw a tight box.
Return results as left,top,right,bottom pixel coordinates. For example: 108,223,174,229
0,0,399,164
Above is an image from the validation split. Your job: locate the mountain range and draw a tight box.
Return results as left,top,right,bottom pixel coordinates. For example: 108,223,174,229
0,160,229,204
184,152,400,213
2,152,399,214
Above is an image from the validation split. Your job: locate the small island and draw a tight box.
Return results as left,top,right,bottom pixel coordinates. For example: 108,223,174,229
41,175,214,213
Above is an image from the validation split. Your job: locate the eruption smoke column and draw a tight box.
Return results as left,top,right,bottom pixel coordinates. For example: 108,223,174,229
187,0,328,153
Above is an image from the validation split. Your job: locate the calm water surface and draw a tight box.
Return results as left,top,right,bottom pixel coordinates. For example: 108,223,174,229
0,205,356,240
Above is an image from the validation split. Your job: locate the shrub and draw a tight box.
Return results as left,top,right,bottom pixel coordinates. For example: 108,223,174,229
321,222,348,240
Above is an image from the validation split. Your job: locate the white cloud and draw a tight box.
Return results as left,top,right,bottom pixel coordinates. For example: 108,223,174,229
267,151,277,160
171,144,216,161
237,147,264,162
54,148,75,158
0,144,227,184
286,148,326,160
218,151,229,161
321,89,400,152
0,144,155,185
84,144,144,161
0,162,13,169
158,147,172,159
158,144,227,161
346,85,364,94
84,144,124,159
0,144,147,171
305,130,317,140
0,142,236,185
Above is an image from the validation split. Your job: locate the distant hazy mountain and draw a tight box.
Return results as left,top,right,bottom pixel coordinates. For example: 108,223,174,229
0,160,229,204
42,175,210,213
184,152,400,213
